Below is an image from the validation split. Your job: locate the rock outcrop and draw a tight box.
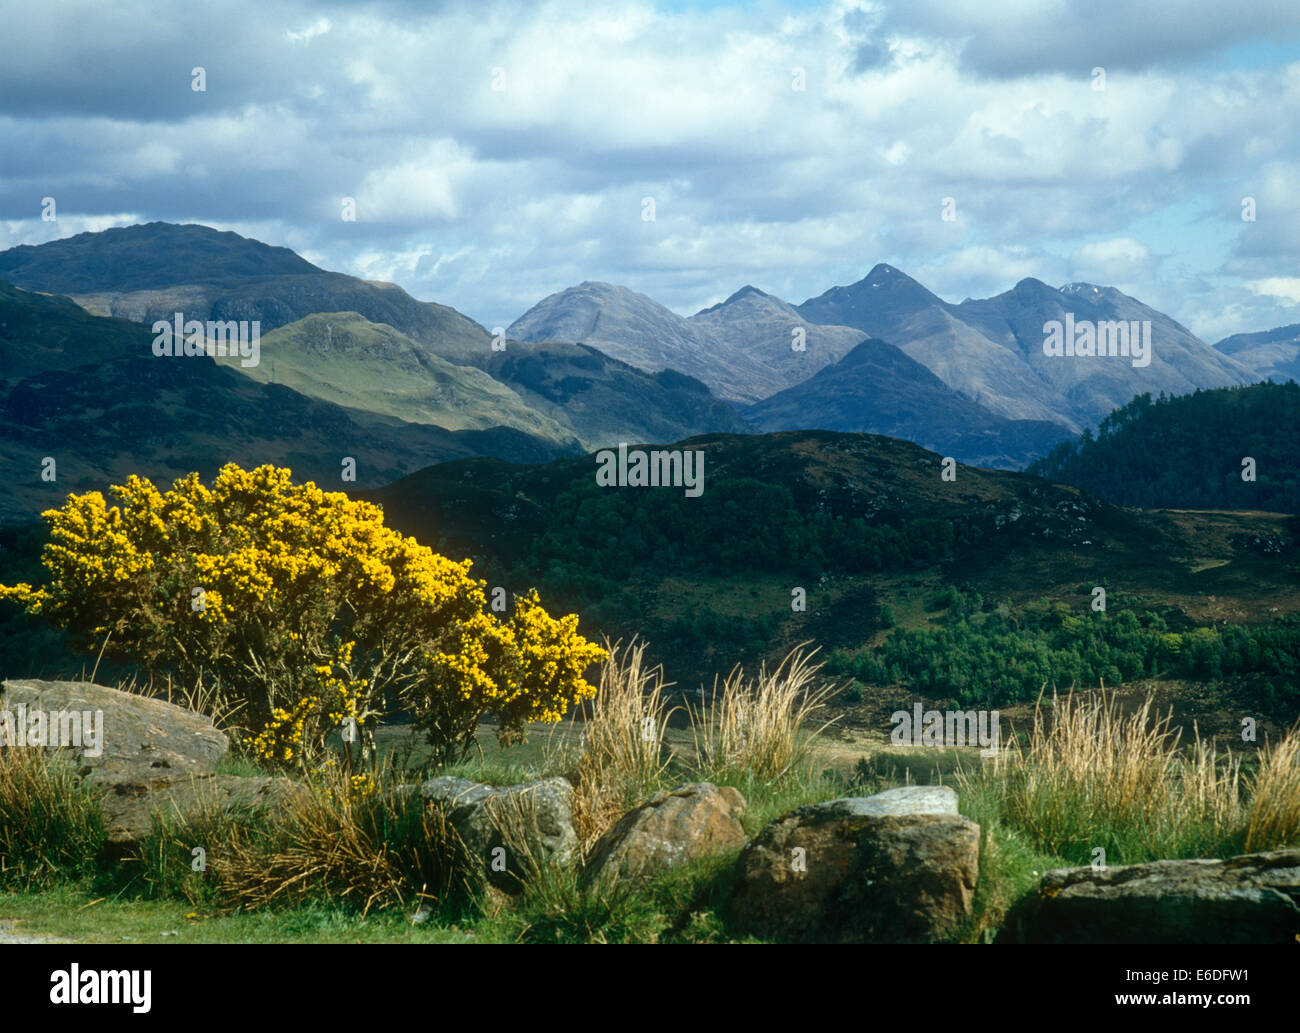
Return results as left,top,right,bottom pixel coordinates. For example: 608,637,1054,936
730,786,980,943
415,776,577,893
998,850,1300,944
1,678,298,846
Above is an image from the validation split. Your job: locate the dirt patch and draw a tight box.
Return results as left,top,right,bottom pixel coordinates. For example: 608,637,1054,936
0,919,74,944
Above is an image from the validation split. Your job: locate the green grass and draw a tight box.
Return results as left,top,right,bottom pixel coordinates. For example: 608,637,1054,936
0,750,107,889
4,697,1296,944
0,886,482,944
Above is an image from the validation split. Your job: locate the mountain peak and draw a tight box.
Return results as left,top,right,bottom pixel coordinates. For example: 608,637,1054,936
724,284,768,304
692,284,773,316
0,221,322,294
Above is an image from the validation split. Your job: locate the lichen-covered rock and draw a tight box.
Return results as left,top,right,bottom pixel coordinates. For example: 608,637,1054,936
583,782,747,887
730,786,979,943
417,776,577,893
99,773,305,845
1,678,260,846
998,850,1300,944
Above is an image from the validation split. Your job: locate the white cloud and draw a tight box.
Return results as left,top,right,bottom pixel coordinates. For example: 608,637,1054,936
1245,277,1300,305
285,17,331,44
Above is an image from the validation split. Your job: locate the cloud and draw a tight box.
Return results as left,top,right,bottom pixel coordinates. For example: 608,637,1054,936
0,0,1297,339
285,17,332,44
1245,277,1300,306
1067,237,1156,288
876,0,1300,79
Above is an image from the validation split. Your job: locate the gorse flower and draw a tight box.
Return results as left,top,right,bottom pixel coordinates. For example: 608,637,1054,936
0,463,606,768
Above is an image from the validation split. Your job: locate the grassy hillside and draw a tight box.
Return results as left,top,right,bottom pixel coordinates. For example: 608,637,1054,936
217,312,579,444
481,340,753,450
1,223,495,366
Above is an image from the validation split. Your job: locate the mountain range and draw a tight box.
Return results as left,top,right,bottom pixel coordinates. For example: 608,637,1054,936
507,280,866,404
0,281,560,525
0,221,1286,506
513,265,1258,436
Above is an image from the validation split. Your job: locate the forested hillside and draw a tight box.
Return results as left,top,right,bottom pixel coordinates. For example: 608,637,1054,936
1028,382,1300,513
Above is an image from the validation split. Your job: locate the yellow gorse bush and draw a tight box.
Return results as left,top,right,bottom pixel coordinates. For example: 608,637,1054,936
248,640,371,772
0,463,606,768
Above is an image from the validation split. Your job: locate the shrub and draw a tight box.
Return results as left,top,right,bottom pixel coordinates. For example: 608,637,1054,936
0,463,606,768
210,765,466,917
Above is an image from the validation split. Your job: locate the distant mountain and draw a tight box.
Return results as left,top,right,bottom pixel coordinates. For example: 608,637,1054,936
0,223,494,367
481,339,753,449
795,264,1070,426
686,286,867,401
1027,381,1300,514
506,281,769,402
745,337,1071,469
508,281,868,404
1,226,752,453
0,222,321,291
794,265,1257,430
0,282,565,524
228,313,747,453
955,279,1257,424
1214,323,1300,383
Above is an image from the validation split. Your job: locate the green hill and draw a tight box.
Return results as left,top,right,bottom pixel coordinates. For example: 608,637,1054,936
218,312,579,445
0,221,321,292
365,429,1300,699
1027,382,1300,514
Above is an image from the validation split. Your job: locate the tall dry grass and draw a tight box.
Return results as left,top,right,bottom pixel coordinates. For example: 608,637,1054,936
687,645,839,785
201,763,466,917
562,640,676,853
968,688,1300,863
1244,724,1300,851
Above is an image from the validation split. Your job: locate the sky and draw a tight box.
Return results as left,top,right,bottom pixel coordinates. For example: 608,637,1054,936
1,0,1298,342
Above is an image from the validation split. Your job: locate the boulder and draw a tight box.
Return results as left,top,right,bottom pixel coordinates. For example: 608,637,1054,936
583,782,747,887
1,678,228,785
416,776,577,892
998,850,1300,944
99,773,306,845
730,785,979,943
1,678,275,846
